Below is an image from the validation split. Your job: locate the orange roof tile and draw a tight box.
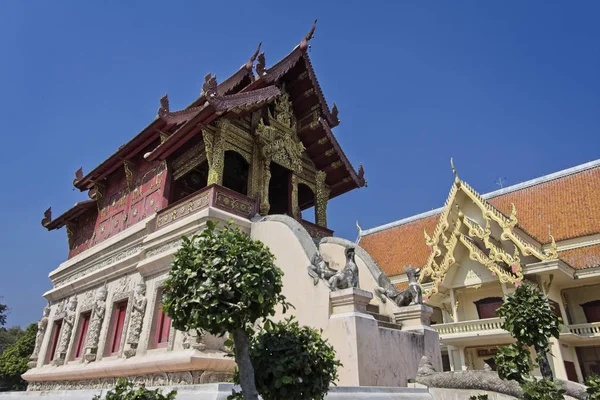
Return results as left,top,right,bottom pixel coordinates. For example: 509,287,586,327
559,244,600,270
360,162,600,277
395,282,409,291
488,167,600,244
360,215,438,276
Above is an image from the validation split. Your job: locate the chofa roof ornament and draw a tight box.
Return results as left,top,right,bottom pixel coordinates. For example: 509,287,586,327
300,19,317,51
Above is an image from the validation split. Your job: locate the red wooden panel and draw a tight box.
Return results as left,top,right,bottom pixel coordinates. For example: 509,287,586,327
157,308,171,347
110,302,128,355
74,312,91,359
46,320,62,364
475,298,504,319
564,361,579,382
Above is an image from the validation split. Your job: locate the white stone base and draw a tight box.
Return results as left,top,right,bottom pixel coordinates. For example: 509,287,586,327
0,384,433,400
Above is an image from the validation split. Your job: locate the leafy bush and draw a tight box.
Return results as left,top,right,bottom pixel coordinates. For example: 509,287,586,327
0,323,36,391
92,378,176,400
521,378,565,400
586,373,600,400
162,221,290,400
495,343,531,384
235,318,341,400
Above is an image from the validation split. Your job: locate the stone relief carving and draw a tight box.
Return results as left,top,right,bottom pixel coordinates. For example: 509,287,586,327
375,266,423,307
54,246,142,287
124,282,147,358
328,246,359,291
182,329,206,351
146,239,181,258
28,370,235,391
28,304,50,367
307,251,337,286
53,297,78,366
83,284,108,363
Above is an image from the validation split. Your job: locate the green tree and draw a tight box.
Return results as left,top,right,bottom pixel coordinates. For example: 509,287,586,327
494,281,563,399
0,323,36,391
585,374,600,400
92,378,176,400
162,221,290,400
0,326,24,356
236,317,341,400
0,301,7,327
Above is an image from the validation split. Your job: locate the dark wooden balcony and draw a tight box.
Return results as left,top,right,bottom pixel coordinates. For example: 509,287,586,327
156,184,258,230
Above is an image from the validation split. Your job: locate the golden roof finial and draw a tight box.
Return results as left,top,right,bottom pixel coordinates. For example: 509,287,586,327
450,157,458,179
356,220,362,233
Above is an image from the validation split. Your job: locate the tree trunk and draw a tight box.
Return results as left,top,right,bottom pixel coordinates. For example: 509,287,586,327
535,345,553,379
232,328,259,400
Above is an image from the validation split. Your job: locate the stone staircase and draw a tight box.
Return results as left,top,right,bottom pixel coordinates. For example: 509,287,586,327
366,303,402,330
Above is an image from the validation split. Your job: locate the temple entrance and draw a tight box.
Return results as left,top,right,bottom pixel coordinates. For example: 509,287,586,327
170,161,208,203
223,151,249,196
268,162,290,215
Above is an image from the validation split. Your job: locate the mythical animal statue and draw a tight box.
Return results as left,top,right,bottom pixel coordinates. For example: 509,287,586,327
29,304,51,367
307,251,338,286
124,283,147,358
375,265,423,307
329,246,359,291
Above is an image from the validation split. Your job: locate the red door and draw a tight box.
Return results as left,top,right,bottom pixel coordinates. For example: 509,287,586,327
46,320,62,364
110,302,128,355
74,312,91,359
582,301,600,323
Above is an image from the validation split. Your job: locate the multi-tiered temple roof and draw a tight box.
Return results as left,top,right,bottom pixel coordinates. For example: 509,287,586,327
42,21,366,259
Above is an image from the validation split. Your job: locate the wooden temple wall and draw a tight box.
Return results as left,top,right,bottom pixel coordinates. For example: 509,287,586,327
68,160,170,259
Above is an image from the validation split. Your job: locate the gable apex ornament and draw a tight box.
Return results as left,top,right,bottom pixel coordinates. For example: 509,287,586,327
450,157,458,180
73,167,84,186
300,19,317,51
245,42,262,71
202,73,218,97
41,207,52,227
158,94,170,119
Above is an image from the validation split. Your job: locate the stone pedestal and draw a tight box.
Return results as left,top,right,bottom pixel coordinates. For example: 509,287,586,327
330,288,373,314
394,304,434,332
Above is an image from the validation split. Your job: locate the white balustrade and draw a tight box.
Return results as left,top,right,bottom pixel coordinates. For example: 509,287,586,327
566,322,600,336
433,318,504,336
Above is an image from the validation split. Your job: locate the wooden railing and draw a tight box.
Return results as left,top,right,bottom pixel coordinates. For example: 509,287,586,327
433,318,505,336
300,219,334,239
156,185,257,229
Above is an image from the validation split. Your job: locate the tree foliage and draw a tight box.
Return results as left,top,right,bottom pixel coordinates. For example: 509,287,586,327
521,378,565,400
494,282,564,399
0,323,36,391
0,301,7,328
92,378,177,400
585,374,600,400
232,318,341,400
496,282,561,351
494,343,531,384
0,326,24,356
162,221,290,400
162,221,289,335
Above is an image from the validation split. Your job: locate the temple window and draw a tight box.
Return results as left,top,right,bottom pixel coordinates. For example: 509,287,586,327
46,320,62,364
222,151,249,196
106,300,128,356
581,300,600,323
170,161,209,204
474,297,504,319
149,288,171,349
548,299,564,321
73,311,91,359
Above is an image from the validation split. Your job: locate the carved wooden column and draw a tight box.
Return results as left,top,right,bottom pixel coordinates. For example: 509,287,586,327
289,172,300,220
315,171,330,228
203,126,225,186
260,161,271,215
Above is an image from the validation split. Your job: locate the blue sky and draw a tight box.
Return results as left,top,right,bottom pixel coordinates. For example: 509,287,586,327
0,1,598,328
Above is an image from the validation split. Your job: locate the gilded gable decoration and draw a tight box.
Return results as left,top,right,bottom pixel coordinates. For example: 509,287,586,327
418,159,559,299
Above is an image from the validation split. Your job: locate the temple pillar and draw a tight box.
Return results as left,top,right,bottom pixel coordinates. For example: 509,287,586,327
259,161,271,215
449,288,458,322
203,126,225,186
315,170,330,228
289,173,300,220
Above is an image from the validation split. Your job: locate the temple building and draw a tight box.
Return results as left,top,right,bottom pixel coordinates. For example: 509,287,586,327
25,23,375,390
359,159,600,383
